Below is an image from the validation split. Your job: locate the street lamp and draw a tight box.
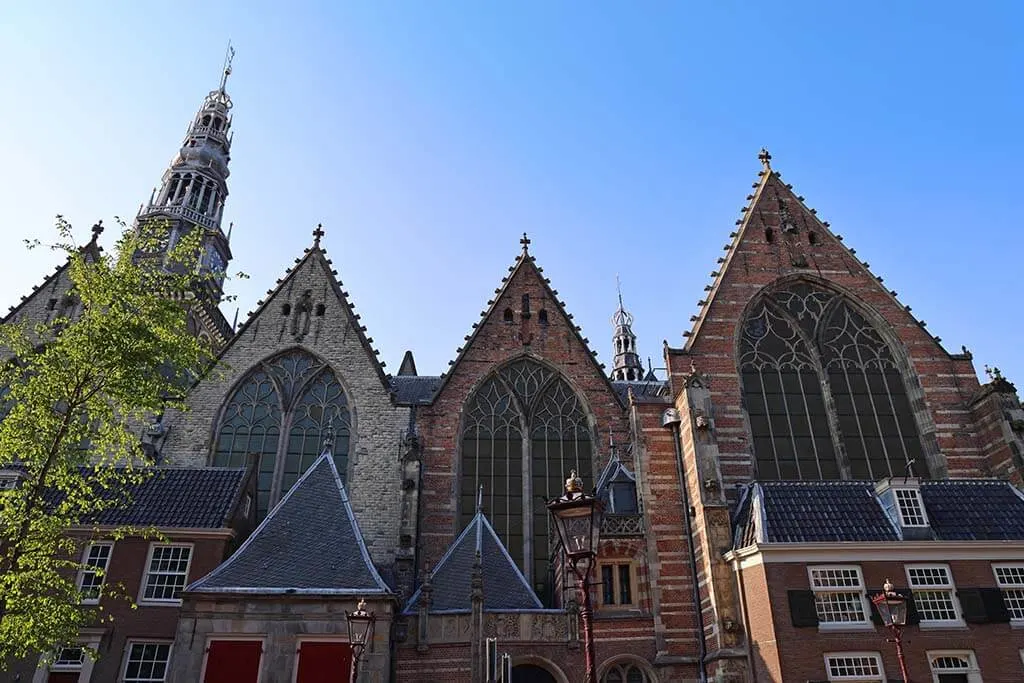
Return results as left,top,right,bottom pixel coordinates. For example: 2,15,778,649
345,597,376,683
547,469,604,683
871,579,909,683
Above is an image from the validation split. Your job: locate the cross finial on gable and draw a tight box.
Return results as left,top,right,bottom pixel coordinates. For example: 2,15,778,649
477,484,484,514
322,415,335,452
312,223,325,248
758,147,772,170
89,220,104,244
520,232,531,253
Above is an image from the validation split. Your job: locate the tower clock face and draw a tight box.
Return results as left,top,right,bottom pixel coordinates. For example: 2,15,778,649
208,247,226,274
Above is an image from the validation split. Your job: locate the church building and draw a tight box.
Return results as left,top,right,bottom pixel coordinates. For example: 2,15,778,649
8,62,1024,683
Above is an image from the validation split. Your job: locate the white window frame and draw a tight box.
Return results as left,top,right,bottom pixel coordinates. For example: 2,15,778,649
905,563,963,627
808,565,871,630
823,651,886,682
50,646,85,671
120,640,173,683
992,562,1024,623
927,650,981,683
199,635,266,683
77,541,114,605
893,487,929,527
32,633,102,683
138,543,193,606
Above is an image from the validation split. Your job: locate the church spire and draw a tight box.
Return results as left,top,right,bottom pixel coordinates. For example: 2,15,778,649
610,276,643,381
134,48,238,347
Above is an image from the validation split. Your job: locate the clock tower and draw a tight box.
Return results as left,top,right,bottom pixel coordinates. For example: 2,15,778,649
134,47,237,348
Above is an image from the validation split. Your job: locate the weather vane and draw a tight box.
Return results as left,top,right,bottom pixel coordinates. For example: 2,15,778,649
219,41,235,91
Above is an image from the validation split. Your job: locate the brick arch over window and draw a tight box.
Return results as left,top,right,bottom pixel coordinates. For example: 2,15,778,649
739,281,926,481
212,349,352,518
460,357,594,604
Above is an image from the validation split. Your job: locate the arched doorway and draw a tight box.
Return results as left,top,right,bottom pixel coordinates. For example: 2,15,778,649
512,664,558,683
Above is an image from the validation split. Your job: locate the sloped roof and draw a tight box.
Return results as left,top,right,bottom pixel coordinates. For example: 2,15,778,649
28,466,246,529
389,375,443,405
2,230,103,325
188,453,390,595
733,479,1024,548
611,379,670,404
404,509,542,614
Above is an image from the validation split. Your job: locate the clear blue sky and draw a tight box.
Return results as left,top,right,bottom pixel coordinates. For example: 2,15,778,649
1,2,1021,382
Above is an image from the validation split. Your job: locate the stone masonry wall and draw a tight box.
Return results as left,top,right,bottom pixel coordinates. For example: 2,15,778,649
159,246,410,565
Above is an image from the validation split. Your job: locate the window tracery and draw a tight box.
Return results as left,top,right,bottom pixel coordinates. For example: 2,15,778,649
461,358,593,604
602,662,653,683
739,282,924,480
213,350,350,518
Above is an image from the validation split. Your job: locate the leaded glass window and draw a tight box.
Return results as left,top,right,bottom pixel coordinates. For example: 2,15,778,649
461,358,593,604
214,350,351,518
739,282,924,480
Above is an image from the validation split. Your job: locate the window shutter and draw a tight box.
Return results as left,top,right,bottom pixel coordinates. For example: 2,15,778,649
295,642,352,683
787,590,819,627
980,587,1011,623
896,587,921,626
956,587,989,624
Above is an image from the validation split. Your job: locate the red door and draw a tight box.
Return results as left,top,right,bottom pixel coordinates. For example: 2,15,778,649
47,674,80,683
203,640,262,683
295,641,353,683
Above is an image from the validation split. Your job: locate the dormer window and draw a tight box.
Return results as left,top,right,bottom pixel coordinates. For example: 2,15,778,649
0,476,18,491
894,487,928,527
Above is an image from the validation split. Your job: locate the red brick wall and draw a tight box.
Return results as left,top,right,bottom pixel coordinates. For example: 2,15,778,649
415,254,631,572
669,170,986,491
754,558,1024,682
81,532,233,681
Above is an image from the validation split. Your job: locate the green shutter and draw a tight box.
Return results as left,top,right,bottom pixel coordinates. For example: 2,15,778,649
957,588,989,624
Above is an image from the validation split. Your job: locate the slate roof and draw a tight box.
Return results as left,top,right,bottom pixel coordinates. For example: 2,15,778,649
390,375,443,405
734,479,1024,549
404,509,543,614
610,380,670,403
188,453,390,595
30,466,246,529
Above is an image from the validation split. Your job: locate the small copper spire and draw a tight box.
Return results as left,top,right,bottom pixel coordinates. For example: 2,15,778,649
312,223,325,248
758,147,772,170
520,232,531,253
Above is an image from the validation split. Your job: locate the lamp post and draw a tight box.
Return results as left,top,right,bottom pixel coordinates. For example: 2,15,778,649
547,470,604,683
871,579,909,683
345,598,376,683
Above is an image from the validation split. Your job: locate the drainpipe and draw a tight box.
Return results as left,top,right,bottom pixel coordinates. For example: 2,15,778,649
662,408,708,683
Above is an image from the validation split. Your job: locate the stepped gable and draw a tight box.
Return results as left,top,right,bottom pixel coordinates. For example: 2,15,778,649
187,452,390,594
403,507,542,614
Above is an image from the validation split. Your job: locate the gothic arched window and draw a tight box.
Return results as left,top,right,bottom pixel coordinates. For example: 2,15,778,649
602,662,654,683
739,282,924,481
213,350,351,518
461,358,593,604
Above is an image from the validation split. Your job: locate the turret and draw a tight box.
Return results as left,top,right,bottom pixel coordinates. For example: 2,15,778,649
610,277,644,381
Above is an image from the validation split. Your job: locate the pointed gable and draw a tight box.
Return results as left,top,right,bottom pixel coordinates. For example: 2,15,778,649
683,149,946,356
187,453,390,595
430,236,622,408
221,235,391,392
403,509,542,614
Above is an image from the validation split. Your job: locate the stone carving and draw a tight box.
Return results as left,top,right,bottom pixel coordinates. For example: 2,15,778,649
291,289,314,339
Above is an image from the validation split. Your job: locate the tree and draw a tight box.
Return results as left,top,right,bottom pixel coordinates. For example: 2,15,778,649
0,217,225,664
